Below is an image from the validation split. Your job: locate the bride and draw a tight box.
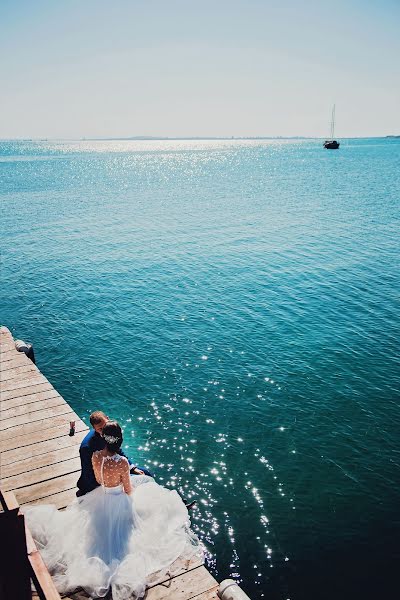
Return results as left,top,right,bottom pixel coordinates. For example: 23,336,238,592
23,421,202,599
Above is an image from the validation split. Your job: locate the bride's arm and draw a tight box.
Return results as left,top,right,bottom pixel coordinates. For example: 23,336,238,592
91,452,102,485
120,458,133,495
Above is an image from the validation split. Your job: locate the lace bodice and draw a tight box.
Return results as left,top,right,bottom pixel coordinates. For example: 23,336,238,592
92,451,132,494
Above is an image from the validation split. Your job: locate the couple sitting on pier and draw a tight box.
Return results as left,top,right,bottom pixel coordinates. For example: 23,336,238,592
76,411,195,508
24,411,202,600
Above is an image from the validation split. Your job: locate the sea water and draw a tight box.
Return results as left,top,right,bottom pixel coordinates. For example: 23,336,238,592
1,138,399,600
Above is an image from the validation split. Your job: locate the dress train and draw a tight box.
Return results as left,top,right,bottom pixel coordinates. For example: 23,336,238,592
23,475,202,599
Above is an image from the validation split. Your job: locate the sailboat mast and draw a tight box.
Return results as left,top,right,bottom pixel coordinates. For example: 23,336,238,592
323,104,339,148
330,104,336,139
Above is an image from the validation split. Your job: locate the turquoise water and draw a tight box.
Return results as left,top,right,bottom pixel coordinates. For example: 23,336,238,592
1,138,399,599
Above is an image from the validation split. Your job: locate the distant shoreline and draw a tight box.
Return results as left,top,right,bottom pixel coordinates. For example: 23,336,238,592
1,135,399,142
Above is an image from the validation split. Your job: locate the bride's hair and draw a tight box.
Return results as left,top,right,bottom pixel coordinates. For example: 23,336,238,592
102,421,123,453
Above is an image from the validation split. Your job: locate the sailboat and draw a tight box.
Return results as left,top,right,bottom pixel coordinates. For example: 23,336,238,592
323,104,340,149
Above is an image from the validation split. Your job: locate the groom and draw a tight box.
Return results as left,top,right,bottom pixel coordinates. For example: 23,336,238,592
76,410,153,497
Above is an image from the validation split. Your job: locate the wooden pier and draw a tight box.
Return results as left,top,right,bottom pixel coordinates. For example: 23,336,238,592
0,326,219,600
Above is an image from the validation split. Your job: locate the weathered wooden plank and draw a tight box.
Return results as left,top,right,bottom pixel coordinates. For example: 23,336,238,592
0,333,15,344
25,521,38,554
0,326,12,335
0,352,28,367
0,343,18,353
0,382,56,403
1,403,74,430
1,428,88,466
147,555,204,589
0,348,16,357
0,394,67,420
0,373,48,393
21,482,79,509
29,549,62,600
0,338,16,353
59,573,217,600
60,592,89,600
1,457,82,491
0,489,20,511
0,344,16,354
0,328,14,340
25,521,63,600
0,419,88,453
0,356,36,371
1,409,79,440
146,566,217,600
191,586,219,599
0,351,20,364
0,352,37,371
1,435,86,478
15,471,80,505
60,585,219,600
0,362,39,381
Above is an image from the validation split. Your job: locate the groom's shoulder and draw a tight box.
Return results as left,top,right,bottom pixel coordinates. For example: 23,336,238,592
80,428,96,450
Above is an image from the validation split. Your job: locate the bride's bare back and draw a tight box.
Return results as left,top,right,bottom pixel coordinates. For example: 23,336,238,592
92,451,132,494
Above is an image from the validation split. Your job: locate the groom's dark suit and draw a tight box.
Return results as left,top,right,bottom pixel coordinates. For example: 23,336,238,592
76,429,152,496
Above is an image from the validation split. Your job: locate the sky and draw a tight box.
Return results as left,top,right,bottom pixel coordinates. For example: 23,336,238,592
0,0,399,139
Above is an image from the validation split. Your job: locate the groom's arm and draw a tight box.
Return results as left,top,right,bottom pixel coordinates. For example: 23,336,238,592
78,445,99,492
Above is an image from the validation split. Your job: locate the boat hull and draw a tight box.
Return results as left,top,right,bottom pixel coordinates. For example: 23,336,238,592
323,140,340,149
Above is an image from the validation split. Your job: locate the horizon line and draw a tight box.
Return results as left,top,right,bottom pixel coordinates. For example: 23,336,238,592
1,135,399,142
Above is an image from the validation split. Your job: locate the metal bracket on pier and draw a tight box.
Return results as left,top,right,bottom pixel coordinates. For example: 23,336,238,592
15,339,36,364
218,579,251,600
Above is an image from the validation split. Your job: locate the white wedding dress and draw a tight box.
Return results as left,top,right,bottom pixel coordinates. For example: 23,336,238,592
23,452,202,599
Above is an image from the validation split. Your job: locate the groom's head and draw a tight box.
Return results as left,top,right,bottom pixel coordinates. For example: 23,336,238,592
89,411,108,435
